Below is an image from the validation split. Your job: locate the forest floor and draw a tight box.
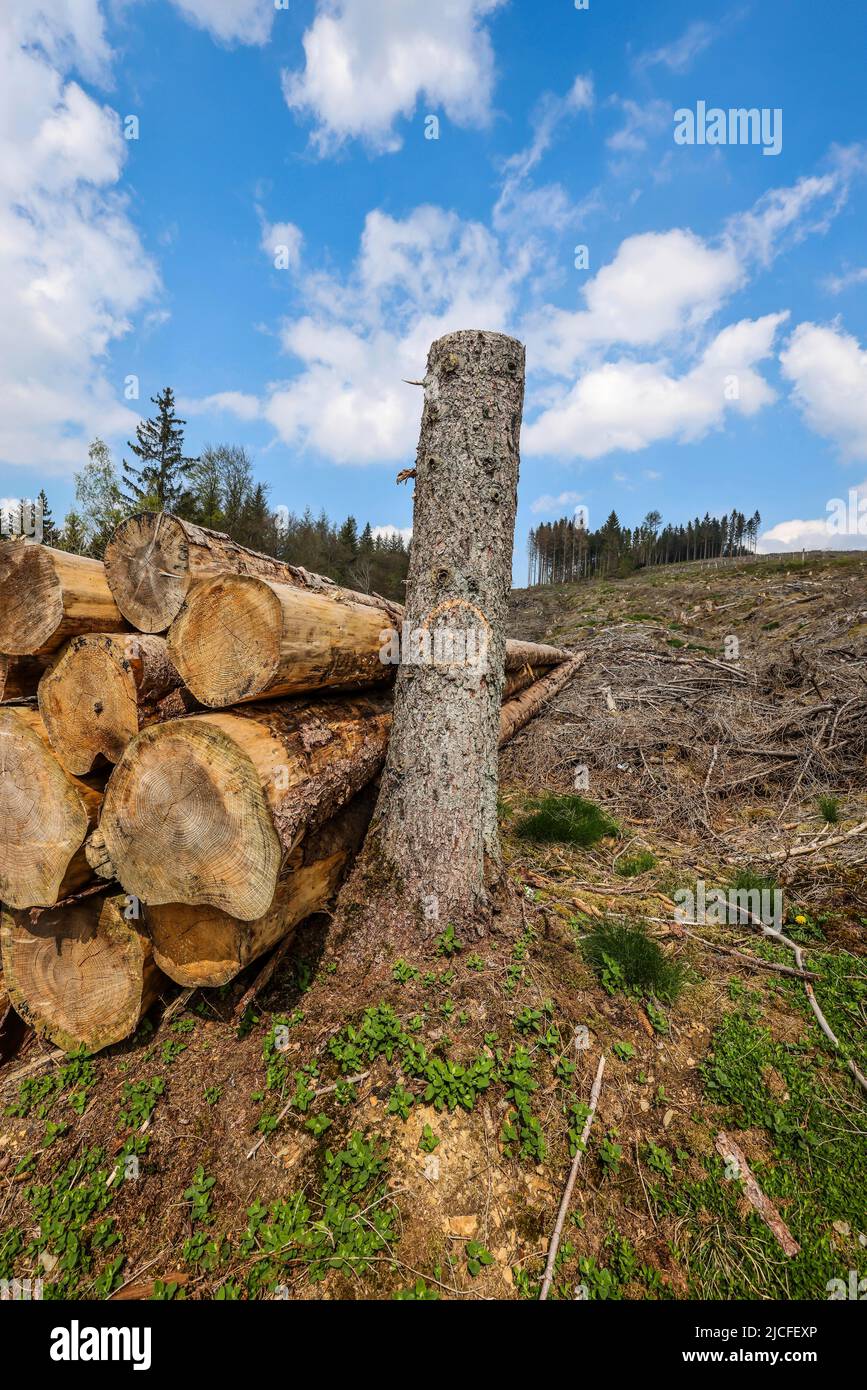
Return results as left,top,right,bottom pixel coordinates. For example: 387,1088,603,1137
1,551,866,1302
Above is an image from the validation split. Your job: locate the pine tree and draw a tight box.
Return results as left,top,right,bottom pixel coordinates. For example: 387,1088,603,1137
56,510,89,554
121,387,198,512
36,489,56,544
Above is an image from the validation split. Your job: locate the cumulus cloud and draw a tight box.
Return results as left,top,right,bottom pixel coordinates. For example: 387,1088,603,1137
263,204,525,462
282,0,505,154
0,5,160,474
167,0,275,46
257,212,303,270
780,321,867,459
523,228,744,376
524,313,787,460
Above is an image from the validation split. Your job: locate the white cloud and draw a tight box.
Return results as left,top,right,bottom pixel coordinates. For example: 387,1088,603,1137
372,524,412,544
725,149,865,268
523,228,743,376
257,212,303,270
0,7,160,474
282,0,505,154
606,98,670,155
182,391,262,421
167,0,275,46
529,491,584,516
635,20,718,73
780,321,867,459
823,266,867,295
493,75,594,239
524,313,787,460
263,204,525,462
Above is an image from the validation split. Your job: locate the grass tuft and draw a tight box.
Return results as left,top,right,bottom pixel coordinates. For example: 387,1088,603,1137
581,920,688,1004
514,794,618,847
817,794,841,824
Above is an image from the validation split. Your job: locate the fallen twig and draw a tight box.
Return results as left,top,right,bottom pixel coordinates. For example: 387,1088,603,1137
539,1054,606,1301
671,925,819,980
714,1131,800,1256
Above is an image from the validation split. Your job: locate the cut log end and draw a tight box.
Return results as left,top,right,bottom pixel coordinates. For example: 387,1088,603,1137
101,717,281,920
0,708,95,908
104,512,191,633
0,542,64,655
168,574,283,706
0,894,163,1054
38,632,184,775
39,634,140,774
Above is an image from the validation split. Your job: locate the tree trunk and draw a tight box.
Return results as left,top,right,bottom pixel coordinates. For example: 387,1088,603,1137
363,330,525,924
0,542,126,656
0,707,103,908
38,633,194,775
146,786,376,986
166,571,569,708
104,512,401,634
97,693,393,920
0,892,163,1053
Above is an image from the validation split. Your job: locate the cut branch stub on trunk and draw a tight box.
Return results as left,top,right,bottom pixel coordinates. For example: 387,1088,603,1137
38,633,192,775
0,543,126,656
147,787,375,987
167,574,393,706
1,893,164,1054
104,511,395,634
0,708,103,908
98,693,392,920
365,329,526,923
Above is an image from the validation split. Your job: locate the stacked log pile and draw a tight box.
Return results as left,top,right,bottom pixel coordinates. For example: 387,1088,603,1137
0,520,579,1054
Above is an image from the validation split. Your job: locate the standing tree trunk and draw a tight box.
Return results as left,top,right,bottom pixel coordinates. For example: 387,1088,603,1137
365,330,525,926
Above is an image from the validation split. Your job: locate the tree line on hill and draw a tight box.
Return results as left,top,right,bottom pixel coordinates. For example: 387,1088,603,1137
2,387,410,602
527,507,763,586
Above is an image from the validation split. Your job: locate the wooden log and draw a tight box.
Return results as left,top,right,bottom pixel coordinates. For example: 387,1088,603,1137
0,708,103,908
503,640,572,672
0,893,164,1054
97,692,393,920
38,634,194,775
167,572,571,709
1,653,48,702
147,788,375,986
498,654,585,746
0,542,126,656
167,574,394,706
103,511,399,634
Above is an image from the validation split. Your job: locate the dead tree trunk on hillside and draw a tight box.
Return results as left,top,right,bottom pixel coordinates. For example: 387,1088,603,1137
364,329,525,927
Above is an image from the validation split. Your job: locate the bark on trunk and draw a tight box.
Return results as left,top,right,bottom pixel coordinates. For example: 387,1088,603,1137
0,542,126,656
0,707,103,908
364,330,525,922
104,512,402,634
38,633,194,775
0,892,164,1053
167,572,568,708
146,787,376,986
97,693,393,920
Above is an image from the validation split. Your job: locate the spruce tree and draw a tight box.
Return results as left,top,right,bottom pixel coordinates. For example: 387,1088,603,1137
36,489,56,543
121,387,198,512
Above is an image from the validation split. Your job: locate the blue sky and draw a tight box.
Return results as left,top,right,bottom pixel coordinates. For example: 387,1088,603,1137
2,0,867,572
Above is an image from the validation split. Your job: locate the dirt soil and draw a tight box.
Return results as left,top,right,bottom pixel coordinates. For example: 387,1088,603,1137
1,551,865,1302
